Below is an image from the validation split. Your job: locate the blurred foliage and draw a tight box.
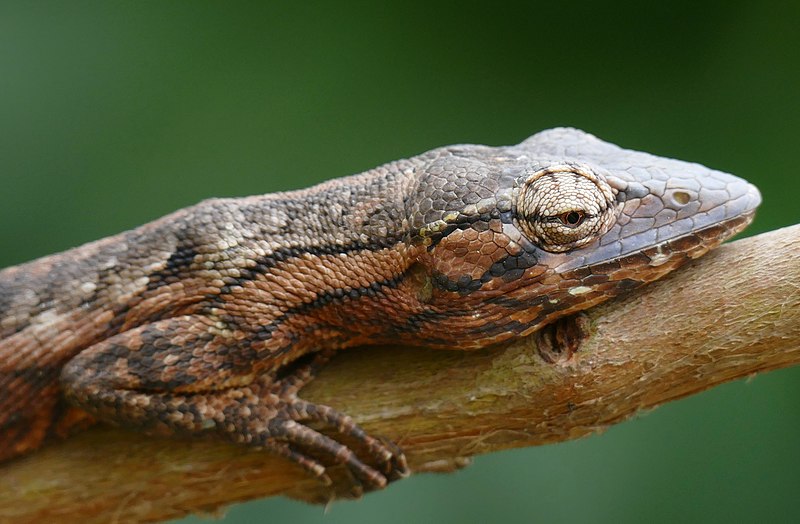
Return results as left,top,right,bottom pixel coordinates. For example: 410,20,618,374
1,2,798,523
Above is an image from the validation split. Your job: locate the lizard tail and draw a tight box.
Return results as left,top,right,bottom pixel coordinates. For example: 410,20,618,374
0,265,97,462
0,333,96,462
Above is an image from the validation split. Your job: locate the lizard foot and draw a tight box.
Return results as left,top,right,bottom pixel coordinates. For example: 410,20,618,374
254,397,408,494
261,350,410,492
230,352,408,494
534,312,591,364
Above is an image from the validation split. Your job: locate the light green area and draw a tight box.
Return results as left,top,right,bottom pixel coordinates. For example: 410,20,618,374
1,2,798,523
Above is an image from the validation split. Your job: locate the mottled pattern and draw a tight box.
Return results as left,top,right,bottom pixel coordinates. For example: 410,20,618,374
0,128,760,491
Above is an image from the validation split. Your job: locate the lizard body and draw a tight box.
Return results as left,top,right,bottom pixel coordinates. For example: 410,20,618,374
0,128,760,490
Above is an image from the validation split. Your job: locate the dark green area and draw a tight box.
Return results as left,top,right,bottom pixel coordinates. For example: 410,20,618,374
1,2,798,523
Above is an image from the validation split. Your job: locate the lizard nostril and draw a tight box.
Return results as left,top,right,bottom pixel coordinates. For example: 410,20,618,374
671,191,691,206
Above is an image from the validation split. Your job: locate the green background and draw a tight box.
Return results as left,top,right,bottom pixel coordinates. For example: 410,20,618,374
2,2,799,523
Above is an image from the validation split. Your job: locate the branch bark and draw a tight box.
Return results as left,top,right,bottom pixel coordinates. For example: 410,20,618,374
2,224,799,524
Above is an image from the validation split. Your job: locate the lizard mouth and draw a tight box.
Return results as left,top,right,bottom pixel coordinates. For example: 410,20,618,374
699,207,758,241
660,208,757,263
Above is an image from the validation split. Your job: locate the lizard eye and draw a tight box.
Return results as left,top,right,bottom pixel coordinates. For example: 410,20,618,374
559,210,585,228
516,165,618,253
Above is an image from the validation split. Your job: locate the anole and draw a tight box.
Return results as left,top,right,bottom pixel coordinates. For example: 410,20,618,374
0,128,760,491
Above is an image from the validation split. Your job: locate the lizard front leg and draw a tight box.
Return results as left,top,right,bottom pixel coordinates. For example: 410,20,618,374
60,315,407,491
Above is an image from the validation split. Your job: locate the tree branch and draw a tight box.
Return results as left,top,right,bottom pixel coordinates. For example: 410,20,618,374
2,224,799,524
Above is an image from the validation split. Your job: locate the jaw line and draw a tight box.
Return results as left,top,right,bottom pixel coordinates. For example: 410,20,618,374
546,208,757,274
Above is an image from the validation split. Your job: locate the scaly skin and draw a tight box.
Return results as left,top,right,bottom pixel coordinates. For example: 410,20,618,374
0,128,760,490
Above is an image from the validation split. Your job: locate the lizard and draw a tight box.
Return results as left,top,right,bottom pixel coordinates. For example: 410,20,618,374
0,127,761,492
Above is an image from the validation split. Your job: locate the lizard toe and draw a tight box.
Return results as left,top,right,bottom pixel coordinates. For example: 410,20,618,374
285,398,408,480
270,417,389,492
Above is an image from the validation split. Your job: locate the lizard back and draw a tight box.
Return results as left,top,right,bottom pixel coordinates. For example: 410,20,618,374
0,155,420,460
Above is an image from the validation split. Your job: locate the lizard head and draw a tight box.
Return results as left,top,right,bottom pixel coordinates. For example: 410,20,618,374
407,128,761,345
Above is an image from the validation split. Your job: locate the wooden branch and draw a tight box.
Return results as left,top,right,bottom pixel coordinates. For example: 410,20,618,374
2,224,799,524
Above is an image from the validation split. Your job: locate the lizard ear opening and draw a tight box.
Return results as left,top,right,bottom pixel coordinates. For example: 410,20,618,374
516,165,618,253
